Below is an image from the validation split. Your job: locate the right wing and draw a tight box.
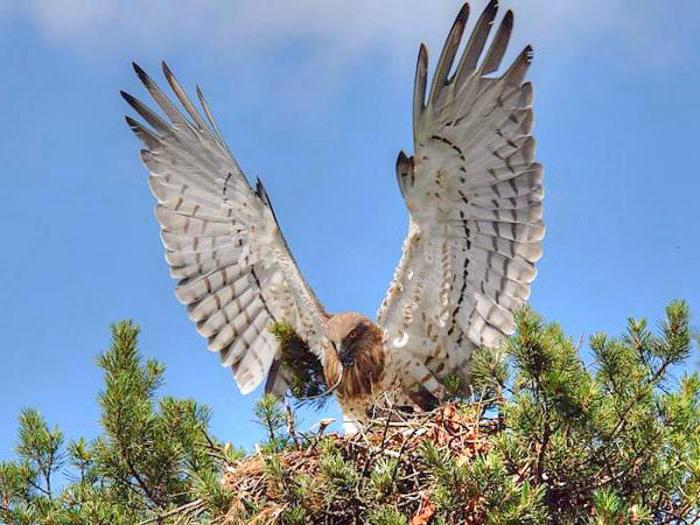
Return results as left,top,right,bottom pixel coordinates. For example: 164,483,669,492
122,63,329,395
378,2,543,400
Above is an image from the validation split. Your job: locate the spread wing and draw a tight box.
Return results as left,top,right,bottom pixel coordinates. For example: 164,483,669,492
122,63,328,396
378,2,544,400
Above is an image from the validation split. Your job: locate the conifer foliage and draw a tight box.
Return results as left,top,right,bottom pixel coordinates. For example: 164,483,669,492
1,303,699,524
1,321,236,524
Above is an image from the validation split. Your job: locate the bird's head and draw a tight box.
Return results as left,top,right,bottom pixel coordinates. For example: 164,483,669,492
325,312,376,368
323,312,386,399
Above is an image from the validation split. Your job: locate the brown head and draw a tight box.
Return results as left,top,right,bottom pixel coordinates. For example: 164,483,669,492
323,312,385,400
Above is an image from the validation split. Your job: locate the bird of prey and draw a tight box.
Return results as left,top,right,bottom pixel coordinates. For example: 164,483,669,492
122,1,544,429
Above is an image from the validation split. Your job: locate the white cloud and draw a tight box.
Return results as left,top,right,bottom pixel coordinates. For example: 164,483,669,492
1,0,683,114
1,0,668,62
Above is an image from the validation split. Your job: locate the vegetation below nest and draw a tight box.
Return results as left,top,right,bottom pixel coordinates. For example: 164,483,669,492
1,302,699,524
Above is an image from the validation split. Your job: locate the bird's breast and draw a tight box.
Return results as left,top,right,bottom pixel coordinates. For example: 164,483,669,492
323,337,387,402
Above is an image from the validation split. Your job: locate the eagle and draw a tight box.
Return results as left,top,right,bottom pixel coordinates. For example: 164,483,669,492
122,1,543,430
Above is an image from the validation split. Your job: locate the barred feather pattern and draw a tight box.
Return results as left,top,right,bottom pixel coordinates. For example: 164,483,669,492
121,1,543,425
122,63,329,396
378,1,544,400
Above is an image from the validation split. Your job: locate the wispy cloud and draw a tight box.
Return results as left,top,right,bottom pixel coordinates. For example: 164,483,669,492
1,0,686,114
2,0,675,62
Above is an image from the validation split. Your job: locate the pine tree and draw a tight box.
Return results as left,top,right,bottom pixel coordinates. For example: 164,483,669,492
1,304,698,524
1,321,237,524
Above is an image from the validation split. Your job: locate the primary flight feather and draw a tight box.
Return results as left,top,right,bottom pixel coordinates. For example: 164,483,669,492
122,1,543,430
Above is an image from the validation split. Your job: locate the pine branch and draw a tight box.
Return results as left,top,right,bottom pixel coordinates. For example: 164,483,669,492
2,306,697,523
136,498,204,525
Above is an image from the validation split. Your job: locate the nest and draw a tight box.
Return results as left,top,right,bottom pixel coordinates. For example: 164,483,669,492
221,402,499,524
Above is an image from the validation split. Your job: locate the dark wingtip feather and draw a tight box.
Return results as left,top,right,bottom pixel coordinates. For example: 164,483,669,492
132,62,149,83
255,177,282,225
415,43,429,96
396,150,409,170
255,177,270,204
120,89,143,115
124,115,161,149
413,43,429,141
502,10,514,36
120,87,171,133
120,90,145,114
501,44,534,86
124,115,138,132
133,62,161,93
455,3,470,24
429,4,469,103
161,61,174,81
455,0,500,82
160,61,210,131
195,84,227,144
482,0,500,23
480,9,514,74
419,42,428,59
395,150,413,199
488,0,499,11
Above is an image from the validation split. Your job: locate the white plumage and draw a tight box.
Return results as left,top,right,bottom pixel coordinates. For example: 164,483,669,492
377,2,543,399
123,1,544,421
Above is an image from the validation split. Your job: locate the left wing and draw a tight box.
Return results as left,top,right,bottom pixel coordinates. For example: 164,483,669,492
122,63,330,396
378,2,544,400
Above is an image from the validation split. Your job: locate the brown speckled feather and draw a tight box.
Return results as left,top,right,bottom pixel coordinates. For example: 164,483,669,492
122,2,543,431
123,63,329,396
378,1,543,406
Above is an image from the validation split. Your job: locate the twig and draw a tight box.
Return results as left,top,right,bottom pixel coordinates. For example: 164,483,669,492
136,498,204,525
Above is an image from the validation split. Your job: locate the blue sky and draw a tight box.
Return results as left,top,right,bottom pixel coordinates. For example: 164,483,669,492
1,0,699,459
